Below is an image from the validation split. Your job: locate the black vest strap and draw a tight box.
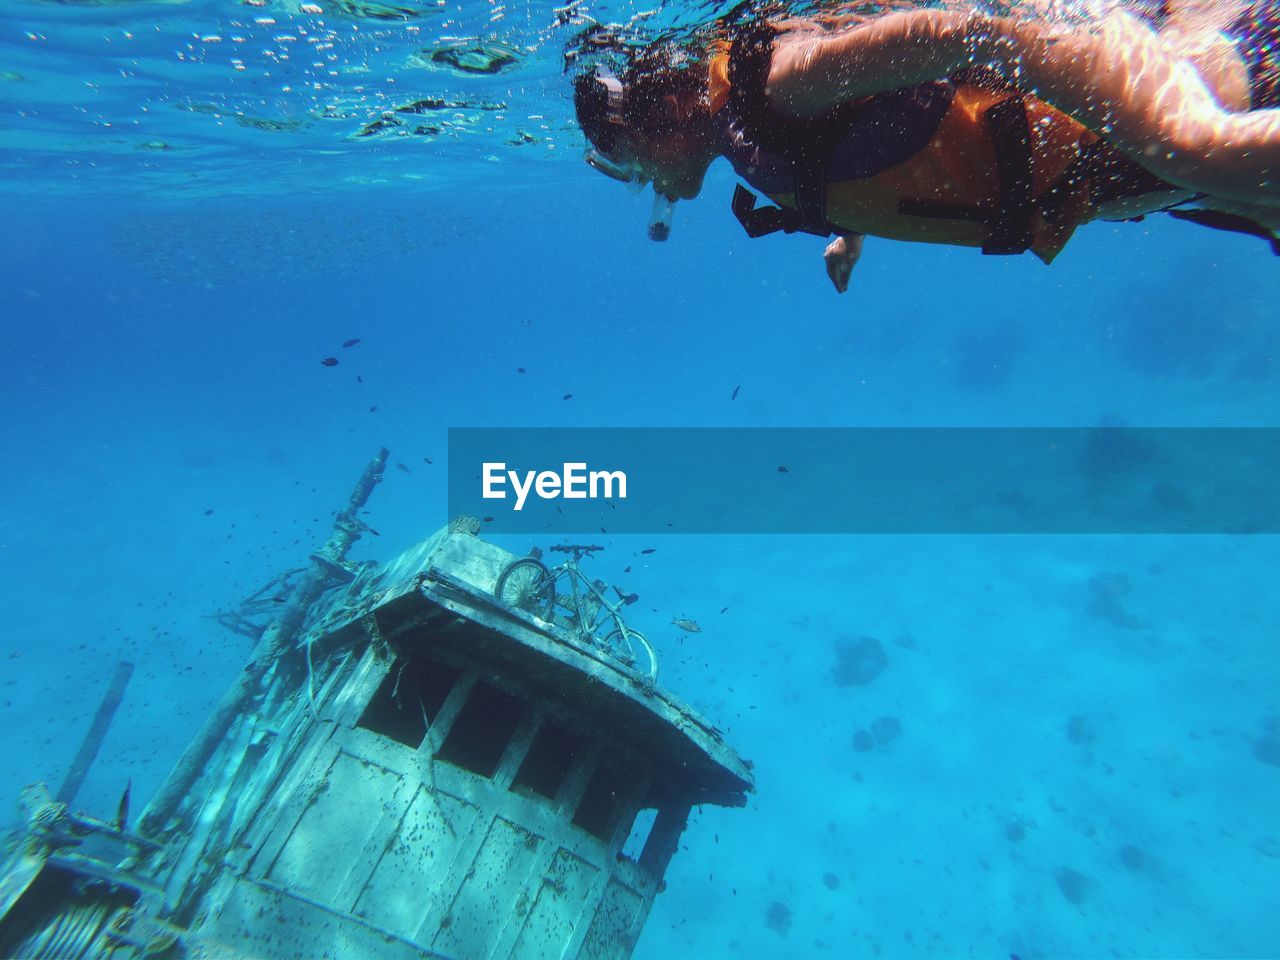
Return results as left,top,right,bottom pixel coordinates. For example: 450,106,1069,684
895,96,1035,254
725,21,866,238
982,96,1035,253
732,183,843,238
793,152,832,234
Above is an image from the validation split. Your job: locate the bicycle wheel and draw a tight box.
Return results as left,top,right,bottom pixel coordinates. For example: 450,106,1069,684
495,559,556,618
603,628,658,683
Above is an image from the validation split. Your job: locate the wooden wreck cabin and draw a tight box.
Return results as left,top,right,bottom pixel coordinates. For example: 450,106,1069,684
0,452,753,960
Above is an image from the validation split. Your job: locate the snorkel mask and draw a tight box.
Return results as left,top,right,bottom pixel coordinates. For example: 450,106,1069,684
580,66,678,241
583,147,647,192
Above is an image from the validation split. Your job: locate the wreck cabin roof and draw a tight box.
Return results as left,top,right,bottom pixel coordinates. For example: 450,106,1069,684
308,528,753,808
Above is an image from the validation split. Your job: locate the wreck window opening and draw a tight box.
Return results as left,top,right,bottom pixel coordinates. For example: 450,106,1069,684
571,759,630,841
357,655,462,749
511,719,587,800
436,681,525,779
619,807,658,863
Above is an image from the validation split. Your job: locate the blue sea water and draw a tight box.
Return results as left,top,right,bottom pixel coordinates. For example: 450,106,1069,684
2,0,1279,956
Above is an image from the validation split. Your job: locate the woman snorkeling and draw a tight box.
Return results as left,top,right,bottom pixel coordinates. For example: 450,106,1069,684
571,0,1280,285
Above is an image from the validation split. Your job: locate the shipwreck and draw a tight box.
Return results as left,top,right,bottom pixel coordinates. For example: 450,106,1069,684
0,449,753,959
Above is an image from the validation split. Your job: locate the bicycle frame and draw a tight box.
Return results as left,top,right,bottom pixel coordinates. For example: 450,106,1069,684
547,555,626,646
494,544,657,683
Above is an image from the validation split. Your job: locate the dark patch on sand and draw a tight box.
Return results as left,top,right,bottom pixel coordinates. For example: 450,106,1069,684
1066,715,1095,746
1085,572,1147,631
1119,844,1146,871
765,901,792,935
871,716,902,746
833,636,888,687
1056,867,1090,905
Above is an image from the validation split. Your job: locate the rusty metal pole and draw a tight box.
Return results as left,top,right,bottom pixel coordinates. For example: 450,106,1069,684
56,661,135,807
139,449,389,837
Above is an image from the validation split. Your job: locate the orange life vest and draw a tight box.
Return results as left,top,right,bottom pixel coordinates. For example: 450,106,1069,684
708,36,1116,263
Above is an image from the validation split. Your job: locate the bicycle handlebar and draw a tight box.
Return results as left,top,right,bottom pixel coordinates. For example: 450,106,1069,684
550,544,604,555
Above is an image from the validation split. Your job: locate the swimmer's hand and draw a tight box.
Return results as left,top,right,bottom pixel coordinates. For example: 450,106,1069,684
824,234,864,294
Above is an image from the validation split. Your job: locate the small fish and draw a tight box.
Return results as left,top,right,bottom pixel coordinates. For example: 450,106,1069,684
562,393,573,400
357,374,363,383
116,779,132,831
624,565,631,573
614,587,639,605
203,508,213,516
369,406,378,413
368,527,381,536
320,357,339,367
517,366,526,374
720,606,729,614
777,465,789,473
342,338,361,348
640,548,655,555
423,457,433,465
731,384,740,400
396,462,410,473
672,617,702,633
271,596,288,604
482,516,494,522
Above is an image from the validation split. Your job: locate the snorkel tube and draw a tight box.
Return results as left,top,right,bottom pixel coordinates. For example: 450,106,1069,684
648,189,675,242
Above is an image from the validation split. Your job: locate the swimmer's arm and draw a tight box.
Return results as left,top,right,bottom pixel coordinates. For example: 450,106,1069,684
769,10,1280,205
767,10,981,116
991,13,1280,204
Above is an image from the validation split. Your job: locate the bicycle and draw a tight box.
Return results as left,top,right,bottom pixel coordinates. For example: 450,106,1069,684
494,544,657,683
